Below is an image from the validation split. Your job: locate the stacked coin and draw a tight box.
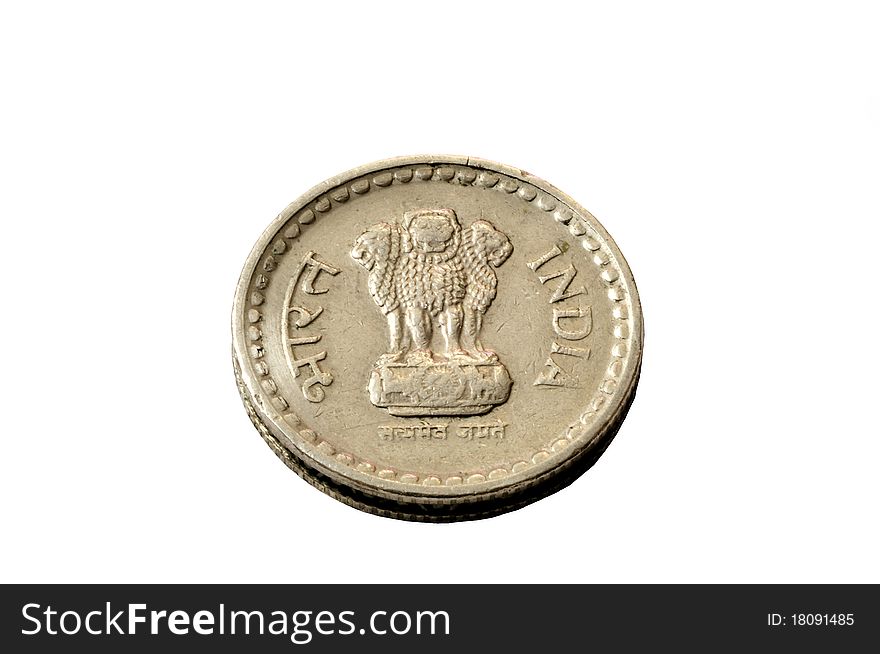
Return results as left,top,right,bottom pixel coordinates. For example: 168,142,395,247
232,155,642,521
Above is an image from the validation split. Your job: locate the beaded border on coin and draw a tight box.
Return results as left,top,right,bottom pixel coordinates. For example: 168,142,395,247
232,155,642,520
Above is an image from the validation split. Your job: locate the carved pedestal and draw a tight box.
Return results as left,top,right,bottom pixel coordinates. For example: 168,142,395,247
369,360,512,417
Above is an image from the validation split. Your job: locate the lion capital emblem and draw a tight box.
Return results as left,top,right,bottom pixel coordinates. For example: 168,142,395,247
351,208,513,416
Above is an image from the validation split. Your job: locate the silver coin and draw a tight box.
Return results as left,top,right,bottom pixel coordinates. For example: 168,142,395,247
232,155,642,521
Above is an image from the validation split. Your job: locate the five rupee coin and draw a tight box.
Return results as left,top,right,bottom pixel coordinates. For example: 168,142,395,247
232,155,643,521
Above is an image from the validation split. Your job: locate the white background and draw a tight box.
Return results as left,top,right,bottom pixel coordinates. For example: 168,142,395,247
1,1,878,584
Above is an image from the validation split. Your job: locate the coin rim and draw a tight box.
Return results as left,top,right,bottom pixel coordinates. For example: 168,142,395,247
232,154,643,502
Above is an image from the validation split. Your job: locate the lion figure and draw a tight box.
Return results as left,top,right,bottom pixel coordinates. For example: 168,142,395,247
396,208,467,363
350,222,408,361
461,220,513,357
